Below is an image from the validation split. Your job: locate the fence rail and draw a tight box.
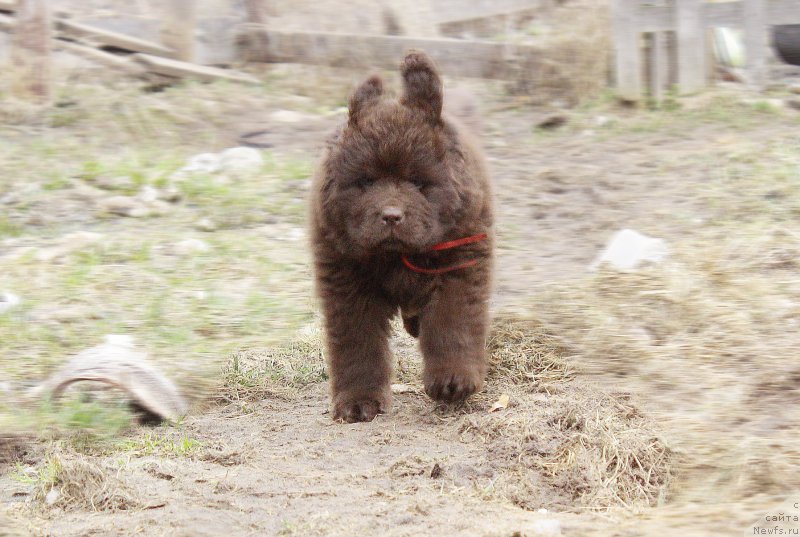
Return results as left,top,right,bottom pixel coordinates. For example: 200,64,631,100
612,0,800,101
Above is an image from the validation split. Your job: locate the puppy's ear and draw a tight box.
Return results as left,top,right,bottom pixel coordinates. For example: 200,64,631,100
348,75,383,125
400,50,442,125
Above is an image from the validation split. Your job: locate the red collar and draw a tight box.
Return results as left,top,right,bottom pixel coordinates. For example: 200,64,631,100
401,233,487,274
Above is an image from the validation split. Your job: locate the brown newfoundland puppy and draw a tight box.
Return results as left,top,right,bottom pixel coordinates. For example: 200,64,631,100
310,50,494,423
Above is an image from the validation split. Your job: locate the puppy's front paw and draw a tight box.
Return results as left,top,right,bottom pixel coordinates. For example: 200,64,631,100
424,366,484,403
332,394,389,423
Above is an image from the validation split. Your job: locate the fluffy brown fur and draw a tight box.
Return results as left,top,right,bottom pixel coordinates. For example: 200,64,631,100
310,51,494,423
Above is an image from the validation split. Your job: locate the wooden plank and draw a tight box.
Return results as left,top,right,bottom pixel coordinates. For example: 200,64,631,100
132,53,261,84
56,19,175,57
433,0,541,24
611,0,642,100
766,0,800,24
744,0,767,88
704,2,742,27
10,0,52,103
637,4,673,33
242,30,537,79
0,0,16,13
54,39,147,75
676,0,705,93
160,0,195,62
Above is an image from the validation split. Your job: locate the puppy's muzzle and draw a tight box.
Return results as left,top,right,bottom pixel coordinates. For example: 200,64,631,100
381,206,404,226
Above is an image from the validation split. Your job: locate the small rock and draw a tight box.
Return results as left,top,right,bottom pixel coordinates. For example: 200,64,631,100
537,114,568,130
195,218,217,232
182,153,222,174
99,196,148,218
33,304,102,324
44,488,60,506
219,147,263,174
269,109,308,123
93,175,135,192
175,238,210,255
161,185,182,203
594,115,611,127
590,229,668,272
0,292,21,314
138,185,160,204
391,383,415,394
35,232,104,262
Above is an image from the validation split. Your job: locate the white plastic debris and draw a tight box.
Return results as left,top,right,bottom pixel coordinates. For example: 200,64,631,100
590,229,668,272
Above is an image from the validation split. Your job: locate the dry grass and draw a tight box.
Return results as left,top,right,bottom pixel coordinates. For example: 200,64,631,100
220,326,327,402
457,316,673,512
487,315,575,388
511,0,611,105
28,449,139,512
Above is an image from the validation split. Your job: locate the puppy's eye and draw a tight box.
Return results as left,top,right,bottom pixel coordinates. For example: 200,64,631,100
355,176,374,189
411,178,427,190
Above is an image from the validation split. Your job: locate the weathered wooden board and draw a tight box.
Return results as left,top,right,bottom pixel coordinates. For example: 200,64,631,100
433,0,543,24
242,29,537,79
133,52,261,84
54,38,147,75
56,19,175,57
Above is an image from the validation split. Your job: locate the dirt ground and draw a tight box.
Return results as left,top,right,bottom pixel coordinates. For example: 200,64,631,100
2,20,800,536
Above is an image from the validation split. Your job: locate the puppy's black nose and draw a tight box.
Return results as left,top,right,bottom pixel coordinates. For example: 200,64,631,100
381,206,404,226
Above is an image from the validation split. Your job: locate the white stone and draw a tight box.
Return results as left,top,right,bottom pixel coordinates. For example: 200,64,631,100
138,185,160,204
219,147,264,174
531,518,561,535
269,109,308,123
195,218,217,232
590,229,668,272
44,488,60,506
175,238,210,255
0,291,21,313
181,153,222,174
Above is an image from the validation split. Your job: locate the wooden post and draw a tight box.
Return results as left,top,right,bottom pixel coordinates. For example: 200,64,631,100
676,0,705,94
10,0,52,103
382,0,438,37
649,31,669,104
611,0,642,101
743,0,767,88
240,0,270,62
161,0,196,62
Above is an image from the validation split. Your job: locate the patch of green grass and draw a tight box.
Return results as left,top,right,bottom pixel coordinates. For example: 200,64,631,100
0,215,22,237
10,456,62,489
118,431,203,457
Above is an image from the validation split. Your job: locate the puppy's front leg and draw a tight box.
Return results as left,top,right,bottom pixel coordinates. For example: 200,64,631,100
318,268,394,422
419,274,490,403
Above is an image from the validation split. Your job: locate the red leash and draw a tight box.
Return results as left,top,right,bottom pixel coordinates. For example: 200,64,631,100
401,233,487,275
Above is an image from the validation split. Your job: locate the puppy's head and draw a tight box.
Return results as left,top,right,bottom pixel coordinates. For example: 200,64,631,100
319,51,463,258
